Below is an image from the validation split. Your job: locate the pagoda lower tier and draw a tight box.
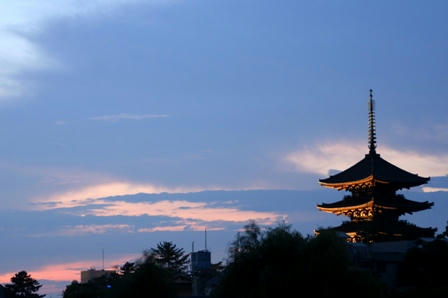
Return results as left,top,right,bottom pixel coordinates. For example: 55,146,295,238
317,194,433,221
316,220,436,243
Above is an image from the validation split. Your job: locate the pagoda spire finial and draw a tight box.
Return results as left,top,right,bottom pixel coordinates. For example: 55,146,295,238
368,89,376,154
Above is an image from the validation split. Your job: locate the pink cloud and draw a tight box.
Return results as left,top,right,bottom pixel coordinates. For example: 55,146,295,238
0,255,137,284
87,200,283,224
35,181,274,211
33,181,284,226
188,225,225,232
36,181,208,210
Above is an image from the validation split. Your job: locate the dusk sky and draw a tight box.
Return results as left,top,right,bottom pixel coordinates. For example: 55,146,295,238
1,0,448,296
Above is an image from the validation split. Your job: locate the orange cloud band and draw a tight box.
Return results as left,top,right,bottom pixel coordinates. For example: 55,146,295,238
0,254,137,284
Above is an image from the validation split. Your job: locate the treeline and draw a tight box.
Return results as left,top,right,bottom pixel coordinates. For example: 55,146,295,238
219,222,448,298
215,222,387,298
62,221,448,298
2,221,447,297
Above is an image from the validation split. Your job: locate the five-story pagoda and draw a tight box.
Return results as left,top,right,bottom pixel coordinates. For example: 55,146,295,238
317,90,436,243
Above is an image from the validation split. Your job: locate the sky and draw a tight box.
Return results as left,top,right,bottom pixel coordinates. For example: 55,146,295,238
0,0,447,296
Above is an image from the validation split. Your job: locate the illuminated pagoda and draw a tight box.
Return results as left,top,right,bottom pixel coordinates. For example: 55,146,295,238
316,90,436,243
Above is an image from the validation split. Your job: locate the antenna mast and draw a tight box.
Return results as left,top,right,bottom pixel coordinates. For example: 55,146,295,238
368,89,377,154
102,249,105,270
205,228,207,251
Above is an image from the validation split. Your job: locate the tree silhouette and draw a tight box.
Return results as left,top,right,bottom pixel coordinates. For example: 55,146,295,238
63,242,188,298
145,241,189,277
228,220,261,261
397,238,448,297
214,222,386,298
119,262,136,276
63,263,175,298
5,271,45,298
437,221,448,239
444,221,448,238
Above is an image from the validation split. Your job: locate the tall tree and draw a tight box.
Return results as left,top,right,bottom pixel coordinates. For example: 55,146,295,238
145,241,189,277
5,271,45,298
228,220,261,261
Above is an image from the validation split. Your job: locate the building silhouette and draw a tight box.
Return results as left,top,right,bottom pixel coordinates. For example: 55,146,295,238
316,90,435,243
191,250,211,272
80,269,114,284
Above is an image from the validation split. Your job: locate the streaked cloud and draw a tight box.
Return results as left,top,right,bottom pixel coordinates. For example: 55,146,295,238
0,0,169,99
28,224,135,237
37,181,207,209
180,220,226,231
285,141,448,177
137,225,186,232
136,222,226,233
36,181,269,210
35,181,283,225
86,200,282,224
422,187,448,193
60,224,135,236
137,219,223,232
90,113,169,121
32,223,225,236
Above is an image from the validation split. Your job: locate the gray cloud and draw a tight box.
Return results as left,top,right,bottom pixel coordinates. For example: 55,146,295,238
89,113,169,121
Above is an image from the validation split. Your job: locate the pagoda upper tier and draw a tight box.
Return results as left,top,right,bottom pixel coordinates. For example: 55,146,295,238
317,193,433,220
319,152,429,191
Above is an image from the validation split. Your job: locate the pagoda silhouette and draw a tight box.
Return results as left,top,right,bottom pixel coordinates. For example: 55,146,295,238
317,90,436,243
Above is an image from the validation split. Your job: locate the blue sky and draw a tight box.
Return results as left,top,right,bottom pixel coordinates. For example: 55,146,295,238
0,0,447,296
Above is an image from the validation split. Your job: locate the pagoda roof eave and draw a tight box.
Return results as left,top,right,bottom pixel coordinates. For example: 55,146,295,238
319,153,430,190
319,175,390,191
317,200,373,213
317,198,434,214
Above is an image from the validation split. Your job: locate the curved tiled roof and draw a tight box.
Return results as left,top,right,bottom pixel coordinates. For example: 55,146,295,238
317,196,433,214
319,152,429,190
